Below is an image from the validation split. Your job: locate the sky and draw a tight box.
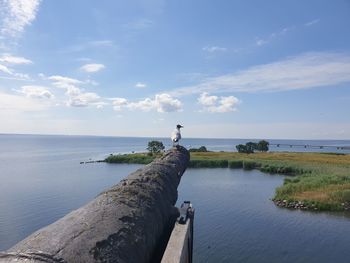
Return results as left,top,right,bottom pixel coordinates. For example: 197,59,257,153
0,0,349,139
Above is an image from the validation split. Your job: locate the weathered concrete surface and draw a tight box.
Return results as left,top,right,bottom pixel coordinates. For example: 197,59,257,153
0,146,190,263
161,221,191,263
161,203,194,263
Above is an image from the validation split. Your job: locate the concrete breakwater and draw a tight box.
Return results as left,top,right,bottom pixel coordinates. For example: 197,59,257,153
0,146,190,263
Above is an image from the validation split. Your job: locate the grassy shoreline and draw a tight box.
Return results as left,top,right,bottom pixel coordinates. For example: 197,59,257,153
105,151,350,212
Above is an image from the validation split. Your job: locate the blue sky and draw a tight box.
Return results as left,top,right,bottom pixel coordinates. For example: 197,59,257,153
0,0,349,139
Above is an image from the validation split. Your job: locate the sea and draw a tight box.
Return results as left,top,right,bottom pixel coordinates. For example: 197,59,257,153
0,134,350,262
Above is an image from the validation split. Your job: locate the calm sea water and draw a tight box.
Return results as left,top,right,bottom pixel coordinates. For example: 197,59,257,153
0,134,350,262
179,169,350,263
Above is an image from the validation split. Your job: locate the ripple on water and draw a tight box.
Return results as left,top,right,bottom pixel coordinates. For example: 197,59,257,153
177,168,350,263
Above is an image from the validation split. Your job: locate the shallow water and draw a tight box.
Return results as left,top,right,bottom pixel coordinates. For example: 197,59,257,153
178,168,350,263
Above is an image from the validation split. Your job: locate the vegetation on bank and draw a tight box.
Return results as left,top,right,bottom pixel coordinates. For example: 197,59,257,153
236,140,269,153
105,153,156,164
147,140,165,155
190,151,350,211
188,146,208,152
105,150,350,212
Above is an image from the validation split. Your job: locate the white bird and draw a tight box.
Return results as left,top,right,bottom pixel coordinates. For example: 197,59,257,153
171,124,183,146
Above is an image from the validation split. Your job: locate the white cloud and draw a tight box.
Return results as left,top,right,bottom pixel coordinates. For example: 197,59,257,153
256,39,268,46
198,92,218,106
170,52,350,95
49,75,82,84
135,82,147,88
0,63,13,74
96,102,108,109
112,98,128,105
85,79,99,86
198,92,239,113
65,86,81,97
128,98,156,112
0,62,30,79
48,75,103,107
49,75,83,89
154,93,182,113
202,46,227,53
0,54,32,80
67,92,100,107
0,0,41,38
112,97,128,111
19,85,53,99
38,72,45,78
0,54,32,64
0,91,47,112
112,93,182,113
214,96,240,112
80,63,105,73
305,19,320,27
63,86,101,108
255,26,295,46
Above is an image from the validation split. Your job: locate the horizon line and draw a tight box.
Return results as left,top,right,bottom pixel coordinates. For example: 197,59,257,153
0,132,349,141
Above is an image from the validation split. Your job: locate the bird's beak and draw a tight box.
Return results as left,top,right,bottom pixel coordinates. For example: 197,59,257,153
181,125,184,128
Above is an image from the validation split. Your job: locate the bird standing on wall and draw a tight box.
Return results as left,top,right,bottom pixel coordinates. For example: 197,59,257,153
171,124,183,146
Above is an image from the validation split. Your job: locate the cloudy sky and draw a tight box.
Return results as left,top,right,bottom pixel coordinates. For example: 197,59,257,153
0,0,349,139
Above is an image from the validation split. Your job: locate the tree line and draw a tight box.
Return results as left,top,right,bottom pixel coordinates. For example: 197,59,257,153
236,140,269,153
146,140,269,155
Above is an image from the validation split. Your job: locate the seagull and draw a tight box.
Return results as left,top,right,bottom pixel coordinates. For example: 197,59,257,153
171,124,183,146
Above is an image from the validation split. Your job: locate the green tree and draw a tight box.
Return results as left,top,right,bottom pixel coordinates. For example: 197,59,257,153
236,142,257,154
246,142,258,153
147,140,165,155
236,144,252,153
257,140,269,152
189,146,208,152
236,144,247,153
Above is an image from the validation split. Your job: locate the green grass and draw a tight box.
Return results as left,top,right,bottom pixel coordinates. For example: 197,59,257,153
105,153,156,164
105,151,350,211
189,159,228,168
